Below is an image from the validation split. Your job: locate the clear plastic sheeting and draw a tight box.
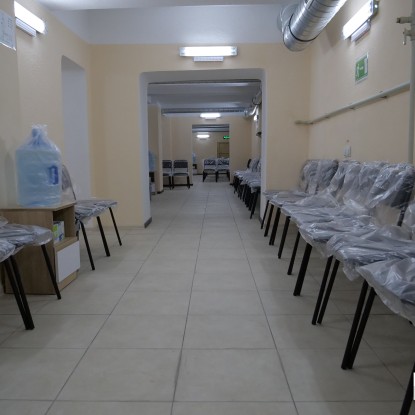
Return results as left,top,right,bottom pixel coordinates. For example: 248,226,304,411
0,224,53,246
357,258,415,321
326,226,415,280
298,159,319,192
74,202,107,222
0,217,8,227
0,239,15,262
77,198,117,208
299,215,376,256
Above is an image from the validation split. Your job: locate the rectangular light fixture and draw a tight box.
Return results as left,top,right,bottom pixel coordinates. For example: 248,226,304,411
200,113,221,120
342,0,378,40
179,46,237,62
14,2,46,36
196,133,210,139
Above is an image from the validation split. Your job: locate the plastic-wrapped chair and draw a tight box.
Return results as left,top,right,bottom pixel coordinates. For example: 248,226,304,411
162,160,173,189
202,158,217,182
62,165,121,271
216,158,230,182
0,219,62,329
356,258,415,415
172,160,190,189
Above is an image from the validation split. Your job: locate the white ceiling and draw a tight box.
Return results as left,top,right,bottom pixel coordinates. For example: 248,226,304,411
38,0,294,115
38,0,292,11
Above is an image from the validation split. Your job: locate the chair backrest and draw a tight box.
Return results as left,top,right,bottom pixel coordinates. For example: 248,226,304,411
250,158,260,173
326,160,360,198
315,160,339,192
61,165,77,201
162,160,173,175
204,158,217,169
301,160,320,194
217,158,229,169
173,159,189,174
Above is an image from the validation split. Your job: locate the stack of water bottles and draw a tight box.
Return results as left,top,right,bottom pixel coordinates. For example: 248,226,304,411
16,125,62,207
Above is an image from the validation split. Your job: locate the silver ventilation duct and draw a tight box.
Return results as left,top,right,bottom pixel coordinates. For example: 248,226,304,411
280,0,348,52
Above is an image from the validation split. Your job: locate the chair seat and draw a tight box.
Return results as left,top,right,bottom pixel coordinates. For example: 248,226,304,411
0,239,15,262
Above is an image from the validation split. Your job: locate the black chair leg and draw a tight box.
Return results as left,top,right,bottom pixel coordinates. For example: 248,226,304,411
341,281,369,370
215,172,218,182
81,221,95,270
293,243,312,296
172,177,175,188
278,216,291,259
269,207,281,246
287,231,301,275
6,257,35,330
261,200,269,229
250,190,259,219
41,245,61,299
96,216,110,257
187,176,190,189
317,259,340,325
312,256,333,325
400,361,415,415
109,207,122,246
264,204,274,237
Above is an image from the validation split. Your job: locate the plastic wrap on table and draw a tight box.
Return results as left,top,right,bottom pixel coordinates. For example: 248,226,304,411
0,217,8,227
357,258,415,321
16,125,62,207
0,239,15,262
326,226,415,280
299,215,376,256
366,164,415,210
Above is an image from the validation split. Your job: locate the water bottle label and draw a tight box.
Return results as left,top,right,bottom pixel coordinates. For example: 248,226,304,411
48,165,59,185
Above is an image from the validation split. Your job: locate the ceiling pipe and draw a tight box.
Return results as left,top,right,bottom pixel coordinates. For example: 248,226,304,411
280,0,348,52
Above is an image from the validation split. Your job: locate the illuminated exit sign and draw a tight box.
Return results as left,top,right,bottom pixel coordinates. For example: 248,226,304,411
223,135,230,140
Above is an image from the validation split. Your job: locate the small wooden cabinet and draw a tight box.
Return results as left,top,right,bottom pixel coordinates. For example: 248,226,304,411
0,202,80,294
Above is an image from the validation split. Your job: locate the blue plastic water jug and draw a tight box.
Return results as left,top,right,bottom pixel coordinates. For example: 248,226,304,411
16,126,62,207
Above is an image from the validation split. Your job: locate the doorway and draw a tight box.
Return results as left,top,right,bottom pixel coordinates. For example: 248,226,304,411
217,142,229,158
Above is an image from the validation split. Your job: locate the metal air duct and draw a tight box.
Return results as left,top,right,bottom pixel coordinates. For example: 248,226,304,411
281,0,348,52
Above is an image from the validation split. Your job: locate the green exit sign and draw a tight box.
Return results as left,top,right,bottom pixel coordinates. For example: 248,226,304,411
223,135,230,140
355,53,368,83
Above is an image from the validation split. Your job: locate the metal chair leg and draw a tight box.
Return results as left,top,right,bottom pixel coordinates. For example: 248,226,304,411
96,216,110,257
264,204,274,237
287,231,301,275
317,259,339,325
81,221,95,270
109,207,122,246
312,256,333,325
269,207,281,246
6,257,35,330
278,216,291,259
341,281,369,370
41,245,61,299
293,243,312,296
261,200,269,229
400,361,415,415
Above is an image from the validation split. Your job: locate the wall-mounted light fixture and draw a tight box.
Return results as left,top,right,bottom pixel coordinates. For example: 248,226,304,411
179,46,237,62
200,113,221,120
196,133,210,140
15,1,46,36
342,0,378,41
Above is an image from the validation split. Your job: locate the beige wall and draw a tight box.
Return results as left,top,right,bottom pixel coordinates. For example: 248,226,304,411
308,0,412,162
0,0,21,206
90,44,310,225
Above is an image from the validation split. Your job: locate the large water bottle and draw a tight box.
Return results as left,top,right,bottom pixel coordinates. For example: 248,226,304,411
16,125,62,207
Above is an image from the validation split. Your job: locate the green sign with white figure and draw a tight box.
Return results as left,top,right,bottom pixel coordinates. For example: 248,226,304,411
355,53,368,83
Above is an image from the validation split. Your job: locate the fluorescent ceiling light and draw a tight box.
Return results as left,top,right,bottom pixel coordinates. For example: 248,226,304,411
200,113,221,119
14,2,46,35
179,46,237,57
342,0,378,40
196,133,210,139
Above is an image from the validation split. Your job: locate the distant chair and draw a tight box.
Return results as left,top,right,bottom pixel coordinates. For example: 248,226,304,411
162,160,173,189
202,158,217,182
172,160,190,189
216,158,230,182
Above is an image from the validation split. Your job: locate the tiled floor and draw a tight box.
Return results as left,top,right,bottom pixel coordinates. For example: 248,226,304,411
0,176,414,415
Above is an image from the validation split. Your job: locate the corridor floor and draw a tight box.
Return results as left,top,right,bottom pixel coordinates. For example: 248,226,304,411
0,176,414,415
